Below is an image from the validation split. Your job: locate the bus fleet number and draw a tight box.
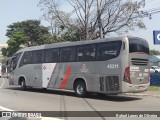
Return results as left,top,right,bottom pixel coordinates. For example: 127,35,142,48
107,64,119,69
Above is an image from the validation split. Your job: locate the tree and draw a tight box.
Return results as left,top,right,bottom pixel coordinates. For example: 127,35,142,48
6,20,53,46
38,0,149,41
1,48,8,57
150,50,160,56
5,20,53,56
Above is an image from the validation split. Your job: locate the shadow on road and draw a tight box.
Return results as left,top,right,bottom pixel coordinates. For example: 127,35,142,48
5,87,142,102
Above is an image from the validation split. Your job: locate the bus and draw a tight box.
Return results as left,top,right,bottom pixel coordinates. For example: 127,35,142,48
0,63,2,77
8,36,150,97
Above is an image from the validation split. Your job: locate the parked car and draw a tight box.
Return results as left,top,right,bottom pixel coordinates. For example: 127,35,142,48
150,66,160,73
150,67,155,73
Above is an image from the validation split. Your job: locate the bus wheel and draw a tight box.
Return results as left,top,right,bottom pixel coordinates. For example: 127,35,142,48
75,81,87,97
21,79,26,90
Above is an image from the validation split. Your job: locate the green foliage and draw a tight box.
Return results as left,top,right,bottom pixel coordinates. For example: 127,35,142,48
1,48,8,56
5,20,53,56
150,50,160,56
7,31,27,56
148,86,160,91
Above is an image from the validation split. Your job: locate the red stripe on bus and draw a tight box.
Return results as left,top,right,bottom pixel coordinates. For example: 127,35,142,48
60,65,71,89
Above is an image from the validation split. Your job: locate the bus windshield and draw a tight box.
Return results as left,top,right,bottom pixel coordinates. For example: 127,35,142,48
129,38,149,54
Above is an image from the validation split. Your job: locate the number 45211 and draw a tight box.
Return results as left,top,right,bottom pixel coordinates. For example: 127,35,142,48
107,64,119,69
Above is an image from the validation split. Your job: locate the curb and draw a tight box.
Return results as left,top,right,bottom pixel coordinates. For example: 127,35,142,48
125,93,160,98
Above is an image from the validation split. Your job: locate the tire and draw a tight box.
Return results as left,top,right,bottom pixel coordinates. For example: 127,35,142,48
75,81,87,97
21,79,26,90
155,70,158,73
42,88,47,91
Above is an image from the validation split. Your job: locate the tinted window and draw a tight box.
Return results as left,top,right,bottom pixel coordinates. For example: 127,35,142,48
129,38,149,54
60,47,76,62
11,52,22,69
32,50,44,64
14,52,22,63
77,44,96,61
97,41,122,61
19,52,32,67
45,49,60,63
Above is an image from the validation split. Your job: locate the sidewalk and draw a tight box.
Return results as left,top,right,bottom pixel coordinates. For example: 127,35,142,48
126,91,160,98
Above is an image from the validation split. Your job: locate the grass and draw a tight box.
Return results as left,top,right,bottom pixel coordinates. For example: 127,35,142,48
148,86,160,91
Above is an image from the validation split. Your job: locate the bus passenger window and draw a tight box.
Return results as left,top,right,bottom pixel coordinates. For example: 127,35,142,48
60,47,75,62
45,49,60,63
52,50,60,62
97,41,122,61
19,52,32,67
32,50,44,64
77,44,96,61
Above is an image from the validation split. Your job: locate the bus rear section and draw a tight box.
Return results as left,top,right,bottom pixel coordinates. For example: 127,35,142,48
123,37,150,93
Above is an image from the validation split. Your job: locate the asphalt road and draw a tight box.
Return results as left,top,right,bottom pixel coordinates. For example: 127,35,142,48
0,77,160,120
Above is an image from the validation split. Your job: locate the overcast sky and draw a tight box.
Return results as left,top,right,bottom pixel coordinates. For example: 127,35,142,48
0,0,160,50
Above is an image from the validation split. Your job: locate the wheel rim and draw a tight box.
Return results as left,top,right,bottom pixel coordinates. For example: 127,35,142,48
21,81,23,86
21,80,26,89
77,84,84,95
21,81,24,88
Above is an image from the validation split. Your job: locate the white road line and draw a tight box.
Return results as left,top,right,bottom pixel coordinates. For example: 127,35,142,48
0,78,5,88
0,79,63,120
0,106,14,111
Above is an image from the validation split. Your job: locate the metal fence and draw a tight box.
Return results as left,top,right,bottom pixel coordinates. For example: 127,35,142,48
150,73,160,86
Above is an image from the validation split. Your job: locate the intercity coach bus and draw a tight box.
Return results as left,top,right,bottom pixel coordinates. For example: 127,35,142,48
0,63,2,77
8,36,150,97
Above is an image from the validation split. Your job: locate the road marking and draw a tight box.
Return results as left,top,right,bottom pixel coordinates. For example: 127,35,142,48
0,78,5,88
0,106,14,111
0,80,63,120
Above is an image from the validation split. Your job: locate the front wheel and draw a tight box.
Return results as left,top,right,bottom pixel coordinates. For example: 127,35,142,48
21,79,26,90
75,81,87,97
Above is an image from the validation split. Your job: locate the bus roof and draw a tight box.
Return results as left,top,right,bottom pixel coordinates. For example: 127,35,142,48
16,36,143,53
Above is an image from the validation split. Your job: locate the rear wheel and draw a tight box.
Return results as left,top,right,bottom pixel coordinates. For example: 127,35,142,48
75,81,87,97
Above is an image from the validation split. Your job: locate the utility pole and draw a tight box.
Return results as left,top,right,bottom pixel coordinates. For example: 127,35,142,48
96,0,103,39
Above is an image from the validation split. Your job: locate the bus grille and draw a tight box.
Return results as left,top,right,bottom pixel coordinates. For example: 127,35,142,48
131,58,148,66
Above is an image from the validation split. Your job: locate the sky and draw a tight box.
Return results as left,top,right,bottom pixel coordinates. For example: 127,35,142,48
0,0,160,50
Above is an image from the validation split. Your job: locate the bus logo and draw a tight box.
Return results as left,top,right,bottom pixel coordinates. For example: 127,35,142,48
80,64,89,73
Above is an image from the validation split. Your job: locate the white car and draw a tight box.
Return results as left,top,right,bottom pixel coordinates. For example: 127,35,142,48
150,67,155,73
150,66,160,73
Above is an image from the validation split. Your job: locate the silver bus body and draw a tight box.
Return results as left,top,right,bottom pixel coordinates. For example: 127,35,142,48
8,36,150,96
0,63,2,77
